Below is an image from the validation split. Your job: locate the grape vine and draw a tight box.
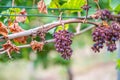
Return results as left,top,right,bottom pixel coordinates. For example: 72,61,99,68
0,0,120,60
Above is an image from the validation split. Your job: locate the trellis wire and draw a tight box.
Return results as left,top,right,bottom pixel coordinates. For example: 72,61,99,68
0,6,88,18
0,6,82,10
0,14,91,19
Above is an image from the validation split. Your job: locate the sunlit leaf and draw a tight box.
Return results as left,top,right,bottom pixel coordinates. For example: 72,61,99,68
49,0,60,8
114,4,120,13
61,0,86,13
110,0,120,9
56,24,69,32
116,59,120,70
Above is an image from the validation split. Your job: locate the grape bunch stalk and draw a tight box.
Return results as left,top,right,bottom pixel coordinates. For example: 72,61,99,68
53,30,73,60
92,22,120,52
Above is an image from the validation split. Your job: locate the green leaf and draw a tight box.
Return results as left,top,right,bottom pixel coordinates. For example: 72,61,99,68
3,18,8,23
24,18,29,24
114,4,120,13
110,0,120,9
116,59,120,70
61,0,86,13
99,0,111,9
9,8,21,22
49,0,61,8
56,24,69,32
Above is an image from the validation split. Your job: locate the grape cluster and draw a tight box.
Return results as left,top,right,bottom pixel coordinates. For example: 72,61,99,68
92,22,120,52
100,9,113,20
91,26,106,52
53,30,73,60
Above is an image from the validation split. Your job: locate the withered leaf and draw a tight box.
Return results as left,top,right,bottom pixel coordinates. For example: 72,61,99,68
15,9,27,23
90,10,101,19
0,22,8,37
94,0,99,2
2,40,20,58
30,40,44,51
9,23,27,44
37,0,48,14
102,21,109,28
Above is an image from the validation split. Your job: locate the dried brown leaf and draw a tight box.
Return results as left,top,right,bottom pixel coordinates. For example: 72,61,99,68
37,0,48,14
0,22,8,37
15,9,27,23
94,0,99,2
102,21,109,28
90,10,102,19
9,23,27,44
30,40,44,51
2,40,20,58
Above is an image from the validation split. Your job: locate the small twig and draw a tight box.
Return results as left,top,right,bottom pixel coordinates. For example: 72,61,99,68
32,0,36,7
12,0,15,7
0,49,8,54
86,0,89,18
7,49,12,59
0,48,4,52
76,12,81,33
94,0,100,10
113,15,120,18
18,44,31,48
74,25,95,36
